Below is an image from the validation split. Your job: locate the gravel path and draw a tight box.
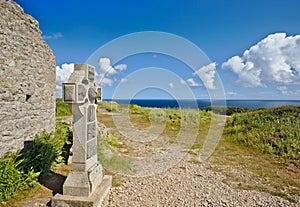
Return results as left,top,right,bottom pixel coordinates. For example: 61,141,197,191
21,114,299,206
102,156,299,207
101,112,299,207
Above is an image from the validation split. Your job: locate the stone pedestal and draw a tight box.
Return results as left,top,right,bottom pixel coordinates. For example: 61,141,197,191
52,64,111,207
52,175,112,207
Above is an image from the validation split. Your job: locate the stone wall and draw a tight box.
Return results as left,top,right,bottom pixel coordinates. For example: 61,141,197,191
0,0,56,157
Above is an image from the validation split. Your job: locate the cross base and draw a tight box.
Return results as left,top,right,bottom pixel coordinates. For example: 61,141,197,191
52,175,112,207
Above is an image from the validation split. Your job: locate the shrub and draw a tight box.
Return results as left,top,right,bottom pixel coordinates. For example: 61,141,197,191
226,106,300,163
204,106,249,115
21,121,72,177
56,98,72,116
0,121,72,202
0,153,39,201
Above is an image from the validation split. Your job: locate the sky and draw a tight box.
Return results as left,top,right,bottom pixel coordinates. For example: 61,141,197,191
15,0,300,100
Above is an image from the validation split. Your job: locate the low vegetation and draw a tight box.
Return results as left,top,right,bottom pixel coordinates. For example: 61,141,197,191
204,106,249,115
212,105,300,202
55,98,72,116
99,102,300,202
227,106,300,163
0,153,39,202
0,121,72,204
2,100,299,204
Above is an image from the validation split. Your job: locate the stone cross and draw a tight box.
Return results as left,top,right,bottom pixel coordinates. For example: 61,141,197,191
52,64,111,207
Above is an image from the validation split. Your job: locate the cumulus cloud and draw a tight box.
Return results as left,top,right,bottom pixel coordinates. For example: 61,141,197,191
186,78,201,87
222,33,300,87
180,79,187,85
99,58,118,76
169,82,175,89
42,32,63,40
56,63,74,86
55,63,74,97
194,62,217,90
227,91,237,96
120,78,128,83
97,74,114,87
114,64,127,71
98,57,127,86
277,86,289,94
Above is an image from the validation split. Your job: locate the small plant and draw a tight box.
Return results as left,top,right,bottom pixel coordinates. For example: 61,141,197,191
129,104,149,114
226,106,300,164
21,121,72,177
56,98,72,116
0,153,39,201
98,133,133,174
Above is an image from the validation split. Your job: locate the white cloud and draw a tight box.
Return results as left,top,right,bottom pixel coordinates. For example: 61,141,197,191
169,82,175,89
56,63,74,87
227,91,237,96
99,58,117,76
95,73,113,87
114,64,127,71
222,33,300,87
120,78,128,83
194,62,217,90
42,32,63,40
276,85,300,95
56,63,74,97
180,79,187,85
226,91,237,96
186,78,201,87
98,57,127,87
277,86,288,94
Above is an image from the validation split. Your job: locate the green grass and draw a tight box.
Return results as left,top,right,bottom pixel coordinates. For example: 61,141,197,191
211,106,300,202
56,98,72,116
0,153,39,202
98,101,120,112
98,133,134,174
204,106,250,115
98,103,300,202
226,106,300,163
0,121,72,203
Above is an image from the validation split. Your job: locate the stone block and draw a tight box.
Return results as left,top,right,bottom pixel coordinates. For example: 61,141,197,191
52,175,112,207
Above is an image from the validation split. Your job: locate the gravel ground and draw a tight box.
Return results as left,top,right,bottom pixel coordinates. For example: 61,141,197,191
102,157,299,207
21,115,299,207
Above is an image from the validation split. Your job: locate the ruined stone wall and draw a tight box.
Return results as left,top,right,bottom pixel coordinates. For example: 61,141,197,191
0,0,56,156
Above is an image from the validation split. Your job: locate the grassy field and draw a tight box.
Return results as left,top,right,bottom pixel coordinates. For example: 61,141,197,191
1,100,299,205
98,102,300,202
212,106,300,202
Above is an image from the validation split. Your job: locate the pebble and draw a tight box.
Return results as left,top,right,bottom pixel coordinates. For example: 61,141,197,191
101,160,299,207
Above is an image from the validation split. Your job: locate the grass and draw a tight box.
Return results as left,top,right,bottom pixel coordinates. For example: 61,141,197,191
227,106,300,163
0,120,72,205
56,98,72,116
98,103,300,202
5,100,294,204
211,106,300,202
98,133,134,175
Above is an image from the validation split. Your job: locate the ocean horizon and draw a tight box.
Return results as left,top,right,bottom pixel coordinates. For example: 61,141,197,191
104,99,300,110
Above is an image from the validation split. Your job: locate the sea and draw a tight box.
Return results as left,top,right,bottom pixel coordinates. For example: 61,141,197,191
107,99,300,110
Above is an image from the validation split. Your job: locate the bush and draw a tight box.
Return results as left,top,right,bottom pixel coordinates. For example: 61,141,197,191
21,121,72,176
56,98,72,116
21,134,58,176
204,106,249,115
0,121,72,202
226,106,300,162
0,153,39,201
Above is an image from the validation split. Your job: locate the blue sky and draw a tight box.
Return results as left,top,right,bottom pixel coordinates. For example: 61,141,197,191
15,0,300,100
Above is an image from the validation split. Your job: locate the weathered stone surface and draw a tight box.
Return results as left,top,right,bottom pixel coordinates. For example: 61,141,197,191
0,1,56,157
53,64,110,207
52,175,112,207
